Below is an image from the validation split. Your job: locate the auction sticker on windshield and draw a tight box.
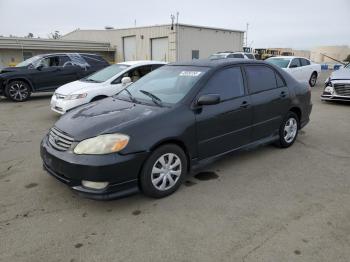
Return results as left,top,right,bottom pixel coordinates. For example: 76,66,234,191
179,71,202,77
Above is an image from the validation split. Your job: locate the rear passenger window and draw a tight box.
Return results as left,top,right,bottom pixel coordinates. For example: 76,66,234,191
201,67,245,100
232,53,244,58
245,65,277,93
300,58,310,66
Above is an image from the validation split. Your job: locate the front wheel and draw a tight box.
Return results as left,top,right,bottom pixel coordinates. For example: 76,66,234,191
5,80,31,102
140,144,187,198
309,72,317,87
276,112,299,148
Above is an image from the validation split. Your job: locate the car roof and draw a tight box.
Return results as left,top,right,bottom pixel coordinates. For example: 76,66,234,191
169,58,264,68
269,56,309,60
118,60,167,66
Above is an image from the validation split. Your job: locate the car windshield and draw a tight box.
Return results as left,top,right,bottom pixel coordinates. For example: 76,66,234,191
345,63,350,69
245,53,255,59
116,66,209,105
83,64,130,83
16,55,42,67
266,58,291,68
209,54,227,59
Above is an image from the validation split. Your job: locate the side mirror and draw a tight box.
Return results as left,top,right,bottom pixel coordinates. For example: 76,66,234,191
36,64,44,70
121,77,131,86
289,64,298,68
197,94,220,106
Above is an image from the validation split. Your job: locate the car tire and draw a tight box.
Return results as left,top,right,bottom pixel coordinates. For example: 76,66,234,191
309,72,317,87
139,144,187,198
5,80,31,102
276,112,299,148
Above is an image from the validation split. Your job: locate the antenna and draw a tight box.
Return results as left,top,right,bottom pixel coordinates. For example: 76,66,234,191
170,14,175,30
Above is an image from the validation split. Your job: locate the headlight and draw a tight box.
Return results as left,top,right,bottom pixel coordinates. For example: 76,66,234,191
74,134,129,155
64,93,87,100
324,85,334,94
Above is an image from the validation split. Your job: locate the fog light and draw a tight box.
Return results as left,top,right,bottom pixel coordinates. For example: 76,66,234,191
82,180,109,190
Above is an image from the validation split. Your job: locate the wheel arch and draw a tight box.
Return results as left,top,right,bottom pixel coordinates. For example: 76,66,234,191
6,77,34,92
149,139,192,172
289,107,302,124
90,95,108,102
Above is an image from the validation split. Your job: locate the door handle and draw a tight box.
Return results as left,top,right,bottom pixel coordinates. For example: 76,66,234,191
240,101,250,108
280,91,287,98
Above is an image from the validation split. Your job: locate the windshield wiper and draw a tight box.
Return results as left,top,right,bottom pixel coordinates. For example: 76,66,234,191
139,90,163,107
121,88,138,103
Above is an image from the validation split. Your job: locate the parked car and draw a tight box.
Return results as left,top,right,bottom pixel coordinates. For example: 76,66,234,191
50,61,166,114
0,53,109,102
40,59,312,200
321,63,350,102
209,52,256,60
266,56,321,87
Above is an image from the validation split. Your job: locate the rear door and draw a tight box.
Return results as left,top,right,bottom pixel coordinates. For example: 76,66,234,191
195,66,253,159
244,65,290,141
300,58,312,82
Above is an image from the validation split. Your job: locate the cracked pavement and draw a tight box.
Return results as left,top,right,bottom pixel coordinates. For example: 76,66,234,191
0,71,350,262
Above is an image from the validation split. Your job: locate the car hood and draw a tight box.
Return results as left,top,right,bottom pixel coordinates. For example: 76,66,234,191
55,80,106,95
0,66,26,74
330,68,350,80
55,97,165,141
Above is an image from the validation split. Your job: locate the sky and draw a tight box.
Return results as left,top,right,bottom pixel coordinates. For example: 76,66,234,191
0,0,349,50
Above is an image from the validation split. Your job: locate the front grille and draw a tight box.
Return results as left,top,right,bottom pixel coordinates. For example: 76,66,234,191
48,127,74,151
334,84,350,96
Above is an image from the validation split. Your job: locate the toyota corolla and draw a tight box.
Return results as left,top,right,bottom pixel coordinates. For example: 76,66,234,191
40,59,312,199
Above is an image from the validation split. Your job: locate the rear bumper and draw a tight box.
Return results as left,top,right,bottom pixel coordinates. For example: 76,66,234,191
300,103,312,129
40,135,148,200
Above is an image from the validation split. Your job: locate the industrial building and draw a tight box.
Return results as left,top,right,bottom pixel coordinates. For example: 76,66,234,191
0,37,115,68
62,24,245,63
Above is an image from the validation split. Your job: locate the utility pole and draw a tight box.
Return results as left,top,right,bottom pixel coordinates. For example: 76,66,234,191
245,23,249,48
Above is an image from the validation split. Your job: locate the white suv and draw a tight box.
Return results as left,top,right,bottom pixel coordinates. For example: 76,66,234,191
50,61,166,114
209,52,256,60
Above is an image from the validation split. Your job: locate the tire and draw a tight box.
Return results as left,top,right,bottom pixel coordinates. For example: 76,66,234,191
309,72,317,87
275,112,299,148
140,144,188,198
5,80,31,102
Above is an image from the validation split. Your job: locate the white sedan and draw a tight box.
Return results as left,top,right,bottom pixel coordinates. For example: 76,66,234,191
266,56,321,87
50,61,166,114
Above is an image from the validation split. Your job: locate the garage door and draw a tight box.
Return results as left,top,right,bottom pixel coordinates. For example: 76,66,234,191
151,37,168,62
123,36,136,61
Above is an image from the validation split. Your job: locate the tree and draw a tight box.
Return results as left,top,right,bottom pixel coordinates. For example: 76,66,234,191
49,31,61,39
345,54,350,62
26,33,34,38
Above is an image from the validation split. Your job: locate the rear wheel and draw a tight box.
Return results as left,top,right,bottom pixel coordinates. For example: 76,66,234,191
276,112,299,148
309,72,317,87
5,80,31,102
140,144,187,198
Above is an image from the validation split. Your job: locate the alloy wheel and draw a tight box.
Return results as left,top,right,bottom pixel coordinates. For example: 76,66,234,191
8,82,29,101
151,153,182,191
283,117,298,143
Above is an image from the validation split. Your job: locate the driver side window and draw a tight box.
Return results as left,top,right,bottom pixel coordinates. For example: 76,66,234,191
113,65,152,84
39,56,60,68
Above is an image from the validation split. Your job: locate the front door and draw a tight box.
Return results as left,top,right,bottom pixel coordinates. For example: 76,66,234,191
195,66,253,160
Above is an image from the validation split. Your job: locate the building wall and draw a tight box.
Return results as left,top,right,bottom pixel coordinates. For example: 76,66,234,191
310,45,350,63
62,24,244,63
63,25,176,62
178,26,244,61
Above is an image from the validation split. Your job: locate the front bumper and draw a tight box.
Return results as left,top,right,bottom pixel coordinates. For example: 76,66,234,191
321,93,350,102
40,135,148,200
50,96,87,115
